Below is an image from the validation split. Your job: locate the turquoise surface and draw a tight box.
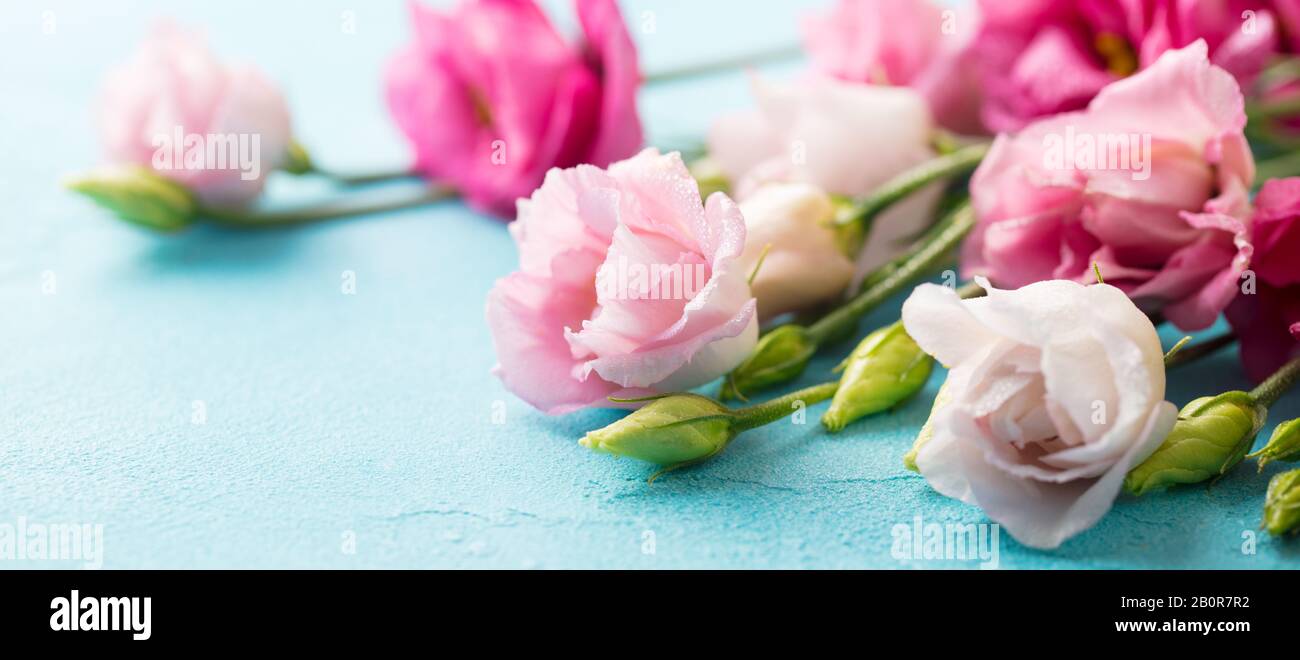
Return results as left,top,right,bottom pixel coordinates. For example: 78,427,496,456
1,0,1296,569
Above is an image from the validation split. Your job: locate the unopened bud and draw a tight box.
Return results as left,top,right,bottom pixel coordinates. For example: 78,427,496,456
1124,392,1266,496
66,166,196,232
1247,418,1300,471
580,394,736,466
1263,469,1300,536
823,322,932,432
719,325,816,400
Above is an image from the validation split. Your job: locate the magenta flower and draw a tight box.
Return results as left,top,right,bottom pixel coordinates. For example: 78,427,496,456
386,0,643,217
486,150,758,415
1226,178,1300,382
802,0,985,134
964,42,1254,331
974,0,1281,132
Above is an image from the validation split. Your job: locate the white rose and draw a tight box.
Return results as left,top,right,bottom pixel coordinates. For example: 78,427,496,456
901,277,1179,549
707,74,940,281
737,183,856,320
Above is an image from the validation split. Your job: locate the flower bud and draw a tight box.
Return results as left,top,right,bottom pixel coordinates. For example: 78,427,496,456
1247,418,1300,471
719,325,816,400
1263,469,1300,536
823,322,932,432
66,166,196,232
579,394,737,466
283,140,315,176
1124,392,1267,496
737,183,856,320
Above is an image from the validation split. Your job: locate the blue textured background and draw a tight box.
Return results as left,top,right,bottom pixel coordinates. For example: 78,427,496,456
1,0,1296,569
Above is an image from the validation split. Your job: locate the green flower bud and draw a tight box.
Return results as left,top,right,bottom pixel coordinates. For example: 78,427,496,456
822,322,933,432
1263,469,1300,536
903,377,953,473
1247,418,1300,471
282,140,315,176
1124,392,1267,496
66,166,196,232
580,394,737,466
719,325,816,401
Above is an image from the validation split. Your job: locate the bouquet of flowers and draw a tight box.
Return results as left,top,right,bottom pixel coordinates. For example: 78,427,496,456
68,0,1300,549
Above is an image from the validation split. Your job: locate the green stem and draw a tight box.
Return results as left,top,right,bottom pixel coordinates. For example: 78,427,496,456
835,142,989,233
1251,356,1300,409
1165,332,1237,370
808,202,976,345
1247,93,1300,122
308,166,419,186
1258,57,1300,88
957,280,986,299
733,381,838,431
1255,150,1300,183
282,140,418,186
201,186,454,228
854,196,966,294
643,44,803,84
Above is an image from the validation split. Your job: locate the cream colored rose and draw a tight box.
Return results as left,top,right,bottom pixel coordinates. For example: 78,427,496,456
737,183,855,320
901,277,1178,549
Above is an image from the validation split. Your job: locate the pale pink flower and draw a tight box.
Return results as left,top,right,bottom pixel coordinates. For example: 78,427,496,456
803,0,985,134
964,41,1254,331
903,277,1178,549
486,149,757,414
707,75,940,282
97,21,293,208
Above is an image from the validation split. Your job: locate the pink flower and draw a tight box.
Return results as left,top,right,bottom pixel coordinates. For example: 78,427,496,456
486,149,758,415
964,42,1254,331
902,277,1177,549
707,75,939,280
802,0,985,134
385,0,643,217
974,0,1281,132
1274,0,1300,52
97,22,293,209
1226,177,1300,381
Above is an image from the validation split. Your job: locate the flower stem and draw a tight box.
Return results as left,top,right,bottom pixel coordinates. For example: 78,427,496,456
808,202,976,345
1255,150,1300,183
201,186,454,229
835,142,989,233
1165,332,1237,370
283,140,419,186
643,44,803,84
1247,93,1300,122
308,166,419,186
733,381,839,431
957,280,986,300
1251,356,1300,409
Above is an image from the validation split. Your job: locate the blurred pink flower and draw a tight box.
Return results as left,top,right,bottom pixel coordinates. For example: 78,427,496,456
802,0,985,134
707,75,940,281
974,0,1281,132
386,0,643,217
1226,177,1300,381
963,42,1255,331
97,22,293,208
486,149,757,415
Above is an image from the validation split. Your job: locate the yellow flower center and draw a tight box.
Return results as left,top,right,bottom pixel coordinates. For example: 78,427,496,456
1095,32,1138,77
